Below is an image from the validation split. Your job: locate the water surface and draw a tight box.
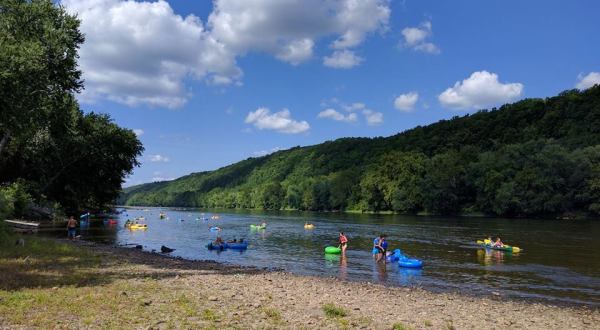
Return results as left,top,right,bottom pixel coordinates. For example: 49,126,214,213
45,208,600,306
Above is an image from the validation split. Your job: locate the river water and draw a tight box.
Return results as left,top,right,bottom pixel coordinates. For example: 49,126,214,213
47,207,600,307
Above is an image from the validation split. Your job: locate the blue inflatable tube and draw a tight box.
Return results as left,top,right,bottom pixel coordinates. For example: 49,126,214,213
398,256,423,268
209,226,221,231
224,242,248,250
207,242,225,251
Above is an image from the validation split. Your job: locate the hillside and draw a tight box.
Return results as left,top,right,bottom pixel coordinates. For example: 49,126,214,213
120,86,600,217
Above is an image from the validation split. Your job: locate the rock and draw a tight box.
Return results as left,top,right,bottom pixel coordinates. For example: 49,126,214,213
52,286,59,290
208,296,218,301
143,300,152,306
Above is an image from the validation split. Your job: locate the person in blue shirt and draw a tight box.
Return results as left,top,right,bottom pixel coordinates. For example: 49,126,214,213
374,234,388,262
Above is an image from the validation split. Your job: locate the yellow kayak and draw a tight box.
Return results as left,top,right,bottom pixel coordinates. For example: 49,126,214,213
129,224,148,230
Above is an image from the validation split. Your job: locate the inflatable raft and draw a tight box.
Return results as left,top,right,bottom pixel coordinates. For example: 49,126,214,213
324,246,341,254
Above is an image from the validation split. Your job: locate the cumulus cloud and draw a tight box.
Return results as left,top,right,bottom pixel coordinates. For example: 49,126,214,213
362,109,383,126
576,72,600,90
149,154,170,162
317,108,358,122
62,0,241,108
245,107,310,134
209,0,390,65
394,92,419,112
323,50,363,69
438,71,523,110
133,129,144,137
61,0,390,108
401,21,440,54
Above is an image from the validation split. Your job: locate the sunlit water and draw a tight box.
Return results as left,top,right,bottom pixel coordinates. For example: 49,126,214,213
44,208,600,306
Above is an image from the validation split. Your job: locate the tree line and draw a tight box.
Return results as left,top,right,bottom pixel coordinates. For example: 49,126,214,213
121,87,600,218
1,0,143,219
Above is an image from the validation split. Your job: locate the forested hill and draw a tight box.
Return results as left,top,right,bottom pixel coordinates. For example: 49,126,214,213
120,86,600,217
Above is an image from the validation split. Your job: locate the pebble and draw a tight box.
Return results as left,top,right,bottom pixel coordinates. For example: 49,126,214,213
208,296,218,301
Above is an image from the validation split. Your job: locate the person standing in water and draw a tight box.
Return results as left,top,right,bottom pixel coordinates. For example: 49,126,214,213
66,216,77,239
339,232,348,254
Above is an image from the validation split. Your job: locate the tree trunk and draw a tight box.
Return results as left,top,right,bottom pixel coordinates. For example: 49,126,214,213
0,130,10,158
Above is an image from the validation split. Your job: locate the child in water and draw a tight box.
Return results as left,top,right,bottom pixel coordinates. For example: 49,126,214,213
338,232,348,254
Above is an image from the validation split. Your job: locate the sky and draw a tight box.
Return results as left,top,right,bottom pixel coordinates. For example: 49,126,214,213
59,0,600,186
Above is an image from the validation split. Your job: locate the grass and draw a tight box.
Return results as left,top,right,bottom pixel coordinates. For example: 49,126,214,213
393,322,414,330
262,307,282,323
201,309,219,321
424,320,433,327
322,303,348,318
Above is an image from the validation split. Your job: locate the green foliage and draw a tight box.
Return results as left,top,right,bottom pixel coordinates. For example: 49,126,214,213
322,303,347,318
0,181,32,219
120,86,600,218
0,0,143,214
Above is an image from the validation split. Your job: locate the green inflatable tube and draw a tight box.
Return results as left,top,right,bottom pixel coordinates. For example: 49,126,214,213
324,246,341,254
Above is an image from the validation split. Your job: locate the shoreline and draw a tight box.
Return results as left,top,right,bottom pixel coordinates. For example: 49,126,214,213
116,205,599,221
2,236,598,329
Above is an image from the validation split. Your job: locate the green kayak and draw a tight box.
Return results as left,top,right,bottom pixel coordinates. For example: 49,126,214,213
324,246,341,254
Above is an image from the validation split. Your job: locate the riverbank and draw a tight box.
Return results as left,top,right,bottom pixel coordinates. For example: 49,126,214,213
1,236,598,329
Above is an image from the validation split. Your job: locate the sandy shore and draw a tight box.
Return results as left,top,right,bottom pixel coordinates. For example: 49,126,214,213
1,238,599,329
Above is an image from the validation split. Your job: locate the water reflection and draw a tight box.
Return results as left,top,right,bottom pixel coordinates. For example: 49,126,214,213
399,268,423,286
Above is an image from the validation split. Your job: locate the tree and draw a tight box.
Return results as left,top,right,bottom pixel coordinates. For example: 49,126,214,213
0,0,83,158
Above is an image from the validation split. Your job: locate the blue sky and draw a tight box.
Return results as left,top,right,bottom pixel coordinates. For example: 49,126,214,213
60,0,600,186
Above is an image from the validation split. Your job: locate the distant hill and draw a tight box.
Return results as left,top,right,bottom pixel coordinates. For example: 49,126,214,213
120,86,600,217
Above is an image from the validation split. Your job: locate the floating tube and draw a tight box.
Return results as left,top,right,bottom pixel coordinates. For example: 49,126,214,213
324,246,341,254
207,243,225,251
304,224,315,229
386,249,402,262
209,226,221,231
225,242,248,250
398,256,423,268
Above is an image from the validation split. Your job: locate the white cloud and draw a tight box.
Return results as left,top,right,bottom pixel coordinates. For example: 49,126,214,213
401,21,440,54
245,107,310,134
343,102,366,111
252,147,282,157
62,0,241,108
363,109,383,126
576,72,600,90
149,154,170,162
209,0,390,64
394,92,419,112
438,71,524,110
323,50,363,69
317,108,357,122
62,0,390,108
152,177,175,182
133,129,144,137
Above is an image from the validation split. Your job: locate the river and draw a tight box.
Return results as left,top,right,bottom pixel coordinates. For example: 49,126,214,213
44,207,600,307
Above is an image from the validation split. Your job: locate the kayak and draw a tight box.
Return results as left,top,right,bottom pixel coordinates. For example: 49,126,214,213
225,242,248,250
129,224,147,230
324,246,341,254
476,240,521,252
250,224,266,230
